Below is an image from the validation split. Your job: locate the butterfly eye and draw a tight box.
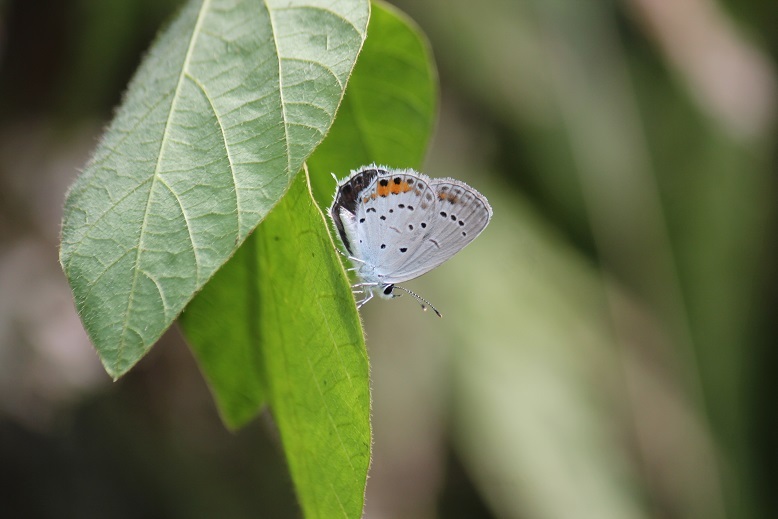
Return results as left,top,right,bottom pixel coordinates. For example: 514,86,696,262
383,285,394,296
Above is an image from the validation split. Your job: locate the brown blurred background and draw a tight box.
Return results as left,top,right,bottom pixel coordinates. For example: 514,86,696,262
1,0,776,517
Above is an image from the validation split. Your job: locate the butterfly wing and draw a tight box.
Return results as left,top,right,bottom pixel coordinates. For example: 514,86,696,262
352,172,492,284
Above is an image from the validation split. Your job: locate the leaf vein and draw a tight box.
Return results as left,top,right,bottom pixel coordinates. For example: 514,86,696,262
272,5,361,38
117,0,212,371
283,57,343,90
267,2,293,176
158,177,200,283
64,176,155,271
185,71,242,239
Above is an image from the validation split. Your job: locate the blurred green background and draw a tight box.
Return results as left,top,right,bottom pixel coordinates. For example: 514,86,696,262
1,0,776,517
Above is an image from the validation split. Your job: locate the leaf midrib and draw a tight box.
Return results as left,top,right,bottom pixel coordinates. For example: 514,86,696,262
116,0,214,371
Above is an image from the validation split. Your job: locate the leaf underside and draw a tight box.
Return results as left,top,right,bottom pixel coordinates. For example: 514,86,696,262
59,0,369,379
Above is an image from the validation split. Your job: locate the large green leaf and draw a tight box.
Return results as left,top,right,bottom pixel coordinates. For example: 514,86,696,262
263,170,370,518
59,0,369,379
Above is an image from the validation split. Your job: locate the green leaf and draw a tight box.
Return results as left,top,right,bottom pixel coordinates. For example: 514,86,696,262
175,237,267,426
59,0,369,379
265,170,369,518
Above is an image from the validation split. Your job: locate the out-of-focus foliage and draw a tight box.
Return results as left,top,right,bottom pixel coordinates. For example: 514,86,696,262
383,0,776,518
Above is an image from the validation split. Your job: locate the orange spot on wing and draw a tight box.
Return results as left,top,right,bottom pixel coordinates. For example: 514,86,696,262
390,181,412,194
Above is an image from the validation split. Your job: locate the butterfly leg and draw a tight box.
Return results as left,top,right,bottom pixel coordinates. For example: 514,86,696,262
352,282,382,308
334,247,367,264
356,290,374,308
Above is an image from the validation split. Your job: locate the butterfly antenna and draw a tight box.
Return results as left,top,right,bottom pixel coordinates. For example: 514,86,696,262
393,285,442,317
